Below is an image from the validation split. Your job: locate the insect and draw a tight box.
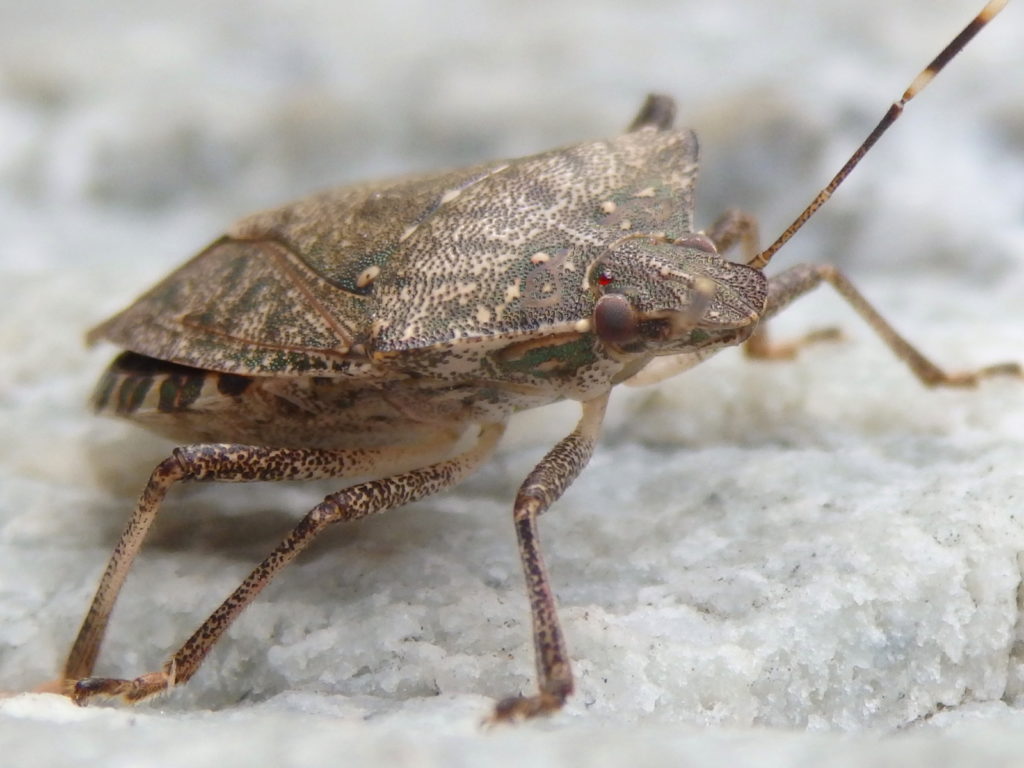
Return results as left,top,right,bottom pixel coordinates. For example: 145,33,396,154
54,0,1018,721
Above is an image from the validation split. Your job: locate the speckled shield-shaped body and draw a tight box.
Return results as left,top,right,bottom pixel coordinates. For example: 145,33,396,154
90,120,764,450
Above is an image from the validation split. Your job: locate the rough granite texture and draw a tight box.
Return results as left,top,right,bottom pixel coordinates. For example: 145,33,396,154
2,0,1024,766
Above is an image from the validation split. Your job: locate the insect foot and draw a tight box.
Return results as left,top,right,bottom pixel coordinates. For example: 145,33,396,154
56,0,1015,722
490,690,570,724
68,671,172,705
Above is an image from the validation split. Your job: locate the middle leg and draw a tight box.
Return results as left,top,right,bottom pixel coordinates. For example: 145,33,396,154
492,393,610,721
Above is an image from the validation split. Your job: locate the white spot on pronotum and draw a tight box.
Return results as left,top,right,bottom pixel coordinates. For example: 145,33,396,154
356,265,381,288
476,306,492,324
619,219,632,230
531,251,550,265
601,200,617,214
573,318,591,333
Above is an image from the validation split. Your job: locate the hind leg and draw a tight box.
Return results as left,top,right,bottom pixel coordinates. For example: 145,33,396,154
62,424,504,702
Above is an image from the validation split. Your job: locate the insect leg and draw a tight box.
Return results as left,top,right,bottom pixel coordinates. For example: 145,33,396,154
491,393,609,722
65,423,504,703
763,264,1022,386
628,94,676,132
63,436,463,682
707,208,759,263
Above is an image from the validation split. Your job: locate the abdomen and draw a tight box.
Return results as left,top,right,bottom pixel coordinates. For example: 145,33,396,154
93,351,530,450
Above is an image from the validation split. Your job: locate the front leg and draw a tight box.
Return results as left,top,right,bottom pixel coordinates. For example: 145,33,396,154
763,264,1022,386
492,393,609,722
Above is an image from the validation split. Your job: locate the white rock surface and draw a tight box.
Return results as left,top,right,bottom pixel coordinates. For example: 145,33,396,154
2,0,1024,765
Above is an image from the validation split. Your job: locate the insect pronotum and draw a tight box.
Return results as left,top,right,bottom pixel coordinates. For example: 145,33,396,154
50,0,1018,721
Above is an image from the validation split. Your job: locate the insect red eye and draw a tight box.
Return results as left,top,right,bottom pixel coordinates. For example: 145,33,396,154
597,272,613,287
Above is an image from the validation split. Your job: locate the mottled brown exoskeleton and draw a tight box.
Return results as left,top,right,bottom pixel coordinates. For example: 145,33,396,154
56,0,1018,720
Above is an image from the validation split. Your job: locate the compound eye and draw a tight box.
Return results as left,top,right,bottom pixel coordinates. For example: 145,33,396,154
593,293,638,344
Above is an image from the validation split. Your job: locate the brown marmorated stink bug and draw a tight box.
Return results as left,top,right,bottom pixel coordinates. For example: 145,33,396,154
49,0,1019,721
